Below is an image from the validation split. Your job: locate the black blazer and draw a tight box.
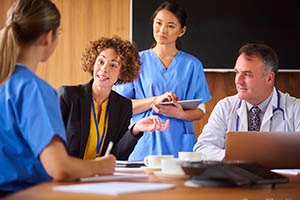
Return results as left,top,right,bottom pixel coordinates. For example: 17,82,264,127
57,79,142,160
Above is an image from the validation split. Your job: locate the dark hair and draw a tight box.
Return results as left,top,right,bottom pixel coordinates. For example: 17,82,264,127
238,43,279,77
0,0,60,84
81,36,141,84
150,0,187,50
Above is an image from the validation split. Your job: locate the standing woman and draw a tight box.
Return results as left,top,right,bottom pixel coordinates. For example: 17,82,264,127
113,0,211,161
0,0,115,196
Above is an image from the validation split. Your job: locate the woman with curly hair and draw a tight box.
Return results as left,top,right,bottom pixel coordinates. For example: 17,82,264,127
57,36,169,160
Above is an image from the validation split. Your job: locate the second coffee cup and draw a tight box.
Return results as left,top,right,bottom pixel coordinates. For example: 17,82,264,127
178,151,205,161
161,158,185,175
143,155,174,169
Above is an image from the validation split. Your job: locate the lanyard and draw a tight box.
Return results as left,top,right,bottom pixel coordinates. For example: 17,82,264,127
90,96,109,156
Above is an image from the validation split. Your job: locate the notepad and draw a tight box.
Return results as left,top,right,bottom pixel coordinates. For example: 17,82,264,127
116,160,145,168
80,173,147,182
115,167,145,172
271,169,300,175
53,181,175,195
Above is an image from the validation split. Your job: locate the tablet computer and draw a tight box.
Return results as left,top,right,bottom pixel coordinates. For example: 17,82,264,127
159,99,202,110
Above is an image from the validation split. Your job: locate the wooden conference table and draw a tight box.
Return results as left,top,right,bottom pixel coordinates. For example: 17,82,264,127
4,169,300,200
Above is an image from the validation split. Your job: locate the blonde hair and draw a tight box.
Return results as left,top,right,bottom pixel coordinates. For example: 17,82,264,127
0,0,60,85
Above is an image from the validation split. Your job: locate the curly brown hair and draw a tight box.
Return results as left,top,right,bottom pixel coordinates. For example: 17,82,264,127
81,36,141,84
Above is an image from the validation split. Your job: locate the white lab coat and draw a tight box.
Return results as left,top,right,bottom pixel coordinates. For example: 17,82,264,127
194,87,300,161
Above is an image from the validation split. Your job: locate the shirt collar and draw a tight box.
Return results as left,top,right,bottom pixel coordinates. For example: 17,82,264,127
246,90,273,114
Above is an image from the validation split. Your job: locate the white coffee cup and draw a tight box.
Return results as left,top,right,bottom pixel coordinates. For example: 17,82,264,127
178,151,205,161
143,155,174,169
161,158,185,175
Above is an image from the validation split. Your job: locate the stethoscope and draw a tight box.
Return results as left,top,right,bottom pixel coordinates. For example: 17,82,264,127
235,89,285,131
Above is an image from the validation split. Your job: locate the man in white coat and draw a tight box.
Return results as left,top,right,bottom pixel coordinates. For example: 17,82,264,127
193,43,300,161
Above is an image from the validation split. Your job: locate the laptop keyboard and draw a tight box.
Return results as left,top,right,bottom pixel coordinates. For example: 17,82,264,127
181,161,289,186
228,162,289,184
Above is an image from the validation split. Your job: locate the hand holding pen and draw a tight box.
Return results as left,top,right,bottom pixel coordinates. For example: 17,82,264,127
105,141,114,156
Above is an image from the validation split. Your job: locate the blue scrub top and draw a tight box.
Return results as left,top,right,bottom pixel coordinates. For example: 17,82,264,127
0,65,66,192
113,49,211,161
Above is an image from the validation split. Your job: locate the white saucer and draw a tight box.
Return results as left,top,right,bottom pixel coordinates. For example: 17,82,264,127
153,171,189,179
140,166,161,172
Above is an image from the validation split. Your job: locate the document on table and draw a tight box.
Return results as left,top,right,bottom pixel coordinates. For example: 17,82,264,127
116,160,145,167
115,160,145,172
115,167,145,172
80,172,147,182
53,181,175,196
271,169,300,175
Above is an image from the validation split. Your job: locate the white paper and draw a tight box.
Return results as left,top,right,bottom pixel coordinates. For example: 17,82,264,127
115,160,145,172
53,181,175,195
80,173,147,182
115,167,145,172
116,160,144,165
271,169,300,175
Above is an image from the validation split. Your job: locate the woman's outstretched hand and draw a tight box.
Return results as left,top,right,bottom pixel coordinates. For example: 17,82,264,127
132,115,170,135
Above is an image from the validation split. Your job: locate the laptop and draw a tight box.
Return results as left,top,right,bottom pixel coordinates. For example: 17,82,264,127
225,131,300,169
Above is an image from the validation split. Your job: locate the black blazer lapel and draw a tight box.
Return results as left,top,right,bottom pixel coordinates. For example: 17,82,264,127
79,80,93,158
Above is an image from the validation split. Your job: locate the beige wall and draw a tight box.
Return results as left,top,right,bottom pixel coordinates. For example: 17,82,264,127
0,0,130,89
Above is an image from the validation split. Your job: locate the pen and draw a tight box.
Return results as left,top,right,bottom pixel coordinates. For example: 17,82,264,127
105,141,114,156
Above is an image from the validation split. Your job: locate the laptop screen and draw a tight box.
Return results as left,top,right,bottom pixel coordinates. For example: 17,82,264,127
225,131,300,169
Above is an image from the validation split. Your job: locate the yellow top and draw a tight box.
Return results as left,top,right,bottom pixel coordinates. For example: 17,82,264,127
84,99,109,160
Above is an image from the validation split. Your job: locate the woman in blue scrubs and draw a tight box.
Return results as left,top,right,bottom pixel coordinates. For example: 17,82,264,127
113,0,211,161
0,0,115,196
